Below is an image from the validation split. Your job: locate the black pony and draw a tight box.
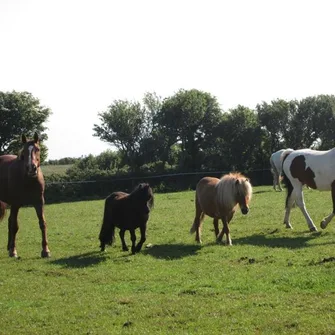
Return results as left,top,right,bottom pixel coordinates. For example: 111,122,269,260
99,183,154,254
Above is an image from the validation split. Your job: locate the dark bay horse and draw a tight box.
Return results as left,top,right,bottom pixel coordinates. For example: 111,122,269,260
190,173,253,245
99,183,154,255
0,133,50,258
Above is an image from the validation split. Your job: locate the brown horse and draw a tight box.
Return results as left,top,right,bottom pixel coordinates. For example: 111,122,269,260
190,172,252,245
99,183,154,255
0,133,50,258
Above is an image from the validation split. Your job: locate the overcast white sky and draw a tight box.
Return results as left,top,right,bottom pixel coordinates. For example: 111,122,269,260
1,0,334,160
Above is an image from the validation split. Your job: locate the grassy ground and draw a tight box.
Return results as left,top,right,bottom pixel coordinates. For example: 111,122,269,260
0,186,334,334
41,164,72,176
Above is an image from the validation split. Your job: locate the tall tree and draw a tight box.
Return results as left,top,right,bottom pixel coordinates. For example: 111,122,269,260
93,99,150,172
288,95,335,150
257,99,297,153
155,89,222,171
0,91,51,161
216,105,264,171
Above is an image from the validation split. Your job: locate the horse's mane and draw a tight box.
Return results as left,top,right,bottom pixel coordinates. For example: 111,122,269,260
129,183,154,208
216,173,252,208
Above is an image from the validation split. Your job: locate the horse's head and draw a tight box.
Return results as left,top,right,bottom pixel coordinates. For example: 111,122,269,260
20,132,41,178
132,183,154,213
235,177,252,215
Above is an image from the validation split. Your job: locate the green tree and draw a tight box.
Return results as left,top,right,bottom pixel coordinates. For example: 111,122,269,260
216,105,264,171
257,99,297,153
0,91,51,161
93,99,150,172
287,95,335,150
155,89,222,171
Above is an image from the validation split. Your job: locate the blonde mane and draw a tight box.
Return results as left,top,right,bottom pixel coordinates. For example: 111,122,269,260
215,173,252,209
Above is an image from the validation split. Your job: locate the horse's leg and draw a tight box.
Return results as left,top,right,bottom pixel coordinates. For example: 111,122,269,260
190,196,205,243
130,229,137,255
7,206,19,257
294,188,317,232
135,223,146,253
283,182,297,229
213,218,219,238
277,172,283,192
321,181,335,229
119,229,128,251
34,200,51,258
217,213,233,245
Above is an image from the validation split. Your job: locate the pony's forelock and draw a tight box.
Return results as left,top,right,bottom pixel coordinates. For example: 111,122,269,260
216,173,252,207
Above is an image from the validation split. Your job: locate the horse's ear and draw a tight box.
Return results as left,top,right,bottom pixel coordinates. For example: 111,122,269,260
22,134,27,143
245,178,249,183
33,132,39,143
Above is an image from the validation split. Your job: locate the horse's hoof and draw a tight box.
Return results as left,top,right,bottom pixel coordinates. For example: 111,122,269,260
41,250,51,258
310,227,318,232
320,221,327,229
9,252,18,258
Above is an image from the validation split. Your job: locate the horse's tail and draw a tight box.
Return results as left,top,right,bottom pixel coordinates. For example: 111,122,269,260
0,201,7,222
190,192,204,234
280,149,294,165
99,196,115,249
280,149,295,208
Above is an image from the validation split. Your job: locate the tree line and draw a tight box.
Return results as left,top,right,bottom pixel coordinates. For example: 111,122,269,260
2,90,335,181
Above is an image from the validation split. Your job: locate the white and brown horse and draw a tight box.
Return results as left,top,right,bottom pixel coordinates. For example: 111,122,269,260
281,148,335,231
190,173,252,245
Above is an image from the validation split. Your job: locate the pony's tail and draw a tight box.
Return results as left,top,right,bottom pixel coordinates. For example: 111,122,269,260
0,201,7,222
190,194,204,234
99,197,115,246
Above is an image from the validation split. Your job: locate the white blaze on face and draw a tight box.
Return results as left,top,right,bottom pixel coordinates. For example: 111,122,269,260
27,145,34,172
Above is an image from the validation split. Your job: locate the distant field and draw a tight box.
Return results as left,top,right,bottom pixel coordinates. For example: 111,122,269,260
41,164,72,176
0,186,334,334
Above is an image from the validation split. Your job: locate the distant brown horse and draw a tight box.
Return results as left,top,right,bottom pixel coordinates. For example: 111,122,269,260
99,183,154,254
190,173,252,245
0,133,50,258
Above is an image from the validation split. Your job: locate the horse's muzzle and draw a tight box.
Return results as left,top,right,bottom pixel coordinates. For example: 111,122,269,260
26,164,38,177
241,207,249,215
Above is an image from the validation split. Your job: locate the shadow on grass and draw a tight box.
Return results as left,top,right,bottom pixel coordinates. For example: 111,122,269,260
253,189,273,194
50,251,107,268
142,243,202,260
234,231,333,249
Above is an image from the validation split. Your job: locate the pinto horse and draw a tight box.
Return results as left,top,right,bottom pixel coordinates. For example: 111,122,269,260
99,183,154,254
282,148,335,231
190,173,252,245
0,133,50,258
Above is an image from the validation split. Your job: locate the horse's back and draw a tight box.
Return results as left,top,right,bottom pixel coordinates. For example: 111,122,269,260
0,155,17,202
283,148,335,190
196,177,220,217
0,155,17,175
104,191,149,229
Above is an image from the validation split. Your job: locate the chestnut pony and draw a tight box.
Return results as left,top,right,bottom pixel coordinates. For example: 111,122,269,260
190,173,252,245
0,133,50,258
99,183,154,254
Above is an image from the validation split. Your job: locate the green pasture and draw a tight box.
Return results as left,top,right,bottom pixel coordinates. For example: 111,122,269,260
0,186,334,334
41,164,72,176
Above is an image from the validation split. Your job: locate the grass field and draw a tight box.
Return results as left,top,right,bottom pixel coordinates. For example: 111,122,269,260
0,186,334,334
41,164,72,176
